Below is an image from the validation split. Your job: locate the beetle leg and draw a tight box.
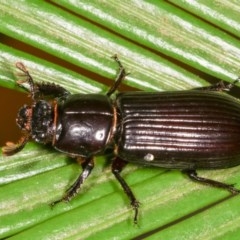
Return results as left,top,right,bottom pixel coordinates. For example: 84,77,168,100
16,62,70,100
106,55,129,97
51,157,94,206
112,157,140,224
183,169,240,194
196,78,239,92
34,82,70,99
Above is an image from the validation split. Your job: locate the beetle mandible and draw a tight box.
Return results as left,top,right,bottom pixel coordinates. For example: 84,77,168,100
3,55,240,223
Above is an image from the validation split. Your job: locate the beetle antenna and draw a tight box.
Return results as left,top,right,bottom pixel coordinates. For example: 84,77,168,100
16,62,36,100
2,136,29,156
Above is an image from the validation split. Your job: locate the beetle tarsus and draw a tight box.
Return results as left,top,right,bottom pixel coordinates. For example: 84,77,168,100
208,81,233,92
106,54,129,97
197,78,239,92
184,169,240,194
131,200,140,224
50,199,63,208
50,192,73,207
112,157,140,224
51,157,94,206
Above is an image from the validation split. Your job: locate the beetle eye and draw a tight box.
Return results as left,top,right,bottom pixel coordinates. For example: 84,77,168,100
16,105,32,131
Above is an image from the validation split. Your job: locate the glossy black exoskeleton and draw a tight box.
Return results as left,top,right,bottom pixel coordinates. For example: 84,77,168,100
3,56,240,223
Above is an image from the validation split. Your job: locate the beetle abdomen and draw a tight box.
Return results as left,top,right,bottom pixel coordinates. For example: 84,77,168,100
116,91,240,169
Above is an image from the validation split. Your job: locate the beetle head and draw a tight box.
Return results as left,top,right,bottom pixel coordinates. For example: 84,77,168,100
18,100,54,142
3,100,54,156
16,105,32,132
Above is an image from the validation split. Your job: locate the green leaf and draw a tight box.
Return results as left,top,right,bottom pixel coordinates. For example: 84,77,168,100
168,0,240,38
1,1,240,239
0,0,208,92
50,0,240,81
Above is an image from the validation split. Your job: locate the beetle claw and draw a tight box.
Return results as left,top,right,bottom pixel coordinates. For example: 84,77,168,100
131,200,140,224
50,196,70,208
227,185,240,195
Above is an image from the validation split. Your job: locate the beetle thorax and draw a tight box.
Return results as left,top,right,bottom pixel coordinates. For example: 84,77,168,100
17,100,54,143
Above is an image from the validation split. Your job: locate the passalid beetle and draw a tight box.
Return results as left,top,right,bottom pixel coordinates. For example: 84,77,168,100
3,55,240,223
